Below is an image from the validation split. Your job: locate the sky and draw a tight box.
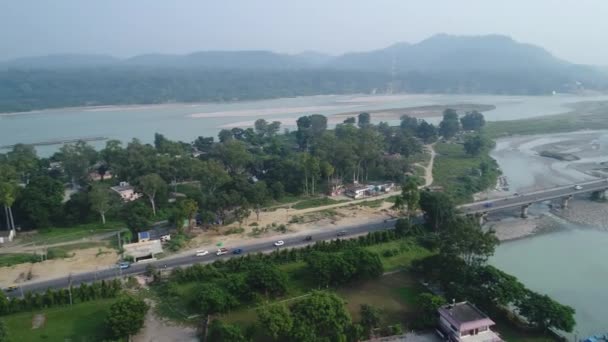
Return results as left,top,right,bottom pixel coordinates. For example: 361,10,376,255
1,0,607,65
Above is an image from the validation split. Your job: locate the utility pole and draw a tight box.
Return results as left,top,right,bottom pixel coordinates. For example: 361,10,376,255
68,273,73,306
19,286,24,299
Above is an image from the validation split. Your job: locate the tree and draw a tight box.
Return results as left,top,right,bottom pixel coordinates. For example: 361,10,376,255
438,109,460,139
460,111,486,131
343,117,356,124
136,173,167,216
257,304,293,340
360,304,381,337
0,181,17,231
400,115,419,133
17,176,64,228
401,177,420,219
179,198,198,231
122,200,153,234
416,120,438,143
6,144,38,184
517,290,576,332
417,293,446,328
212,140,252,175
358,112,371,127
419,191,456,231
246,263,288,297
59,141,97,188
439,217,499,267
207,320,248,342
89,184,113,224
290,291,352,342
247,181,270,221
106,296,149,339
195,283,237,316
463,134,489,156
218,129,233,143
0,320,6,342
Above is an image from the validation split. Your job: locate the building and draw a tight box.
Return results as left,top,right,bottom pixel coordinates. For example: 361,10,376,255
437,302,503,342
0,229,15,244
137,231,151,242
110,182,142,202
88,170,113,181
123,240,163,262
345,185,374,199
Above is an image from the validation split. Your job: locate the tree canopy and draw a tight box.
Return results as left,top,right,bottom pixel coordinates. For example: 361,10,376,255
105,296,149,339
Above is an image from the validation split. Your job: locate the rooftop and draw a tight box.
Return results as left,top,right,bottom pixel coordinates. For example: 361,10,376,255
111,184,134,192
440,302,487,322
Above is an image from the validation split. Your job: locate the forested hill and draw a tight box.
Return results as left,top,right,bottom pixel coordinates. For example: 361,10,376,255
1,34,607,113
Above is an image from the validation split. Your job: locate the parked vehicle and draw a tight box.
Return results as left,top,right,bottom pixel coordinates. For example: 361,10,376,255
118,261,130,269
337,231,347,237
274,240,285,247
216,248,228,256
233,248,243,255
195,250,209,257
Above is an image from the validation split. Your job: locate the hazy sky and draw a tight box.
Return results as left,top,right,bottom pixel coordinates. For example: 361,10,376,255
1,0,607,64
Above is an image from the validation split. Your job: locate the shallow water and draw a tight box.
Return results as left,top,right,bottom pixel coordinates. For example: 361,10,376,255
2,93,608,156
490,133,608,335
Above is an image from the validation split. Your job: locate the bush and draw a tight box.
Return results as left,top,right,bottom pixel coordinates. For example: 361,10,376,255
224,227,245,235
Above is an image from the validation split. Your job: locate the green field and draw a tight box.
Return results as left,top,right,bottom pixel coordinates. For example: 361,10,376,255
485,100,608,138
433,142,500,203
291,197,350,210
17,221,125,245
364,239,434,271
2,299,116,341
0,253,40,267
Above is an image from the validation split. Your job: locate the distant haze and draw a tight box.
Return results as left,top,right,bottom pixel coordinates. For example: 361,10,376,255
1,0,608,65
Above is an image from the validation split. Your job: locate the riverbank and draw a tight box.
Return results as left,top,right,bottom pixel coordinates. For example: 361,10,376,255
485,100,608,138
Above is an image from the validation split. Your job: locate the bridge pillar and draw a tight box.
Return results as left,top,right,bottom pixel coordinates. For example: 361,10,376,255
561,195,573,209
521,204,530,219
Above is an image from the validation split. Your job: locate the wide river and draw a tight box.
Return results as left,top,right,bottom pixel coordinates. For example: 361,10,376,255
490,132,608,336
2,93,608,156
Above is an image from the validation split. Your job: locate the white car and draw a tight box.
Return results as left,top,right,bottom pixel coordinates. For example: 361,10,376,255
273,240,285,247
574,185,583,190
195,250,209,257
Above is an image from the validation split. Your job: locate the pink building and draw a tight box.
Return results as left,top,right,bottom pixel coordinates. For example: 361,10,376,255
438,302,503,342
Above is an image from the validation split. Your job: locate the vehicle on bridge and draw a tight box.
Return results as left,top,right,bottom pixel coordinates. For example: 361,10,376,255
484,203,493,208
574,185,583,190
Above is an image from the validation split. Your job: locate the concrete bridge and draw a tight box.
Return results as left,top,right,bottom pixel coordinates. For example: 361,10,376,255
458,178,608,221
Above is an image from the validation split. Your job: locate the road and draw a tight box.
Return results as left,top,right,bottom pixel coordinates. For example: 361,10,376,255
5,218,397,297
458,178,608,215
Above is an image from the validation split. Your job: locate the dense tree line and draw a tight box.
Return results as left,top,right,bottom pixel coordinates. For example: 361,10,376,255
409,190,576,333
0,279,122,316
0,112,435,235
0,67,598,113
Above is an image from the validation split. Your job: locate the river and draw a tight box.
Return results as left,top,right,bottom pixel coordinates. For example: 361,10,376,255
2,93,608,156
490,132,608,336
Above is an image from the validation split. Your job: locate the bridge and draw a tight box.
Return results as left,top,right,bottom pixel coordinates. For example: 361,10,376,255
458,178,608,220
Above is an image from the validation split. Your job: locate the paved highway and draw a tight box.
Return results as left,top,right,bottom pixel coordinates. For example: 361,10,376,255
4,218,397,297
459,178,608,215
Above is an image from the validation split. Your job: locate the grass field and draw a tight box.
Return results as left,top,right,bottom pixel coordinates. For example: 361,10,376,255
0,253,39,267
2,299,115,342
365,239,434,271
485,100,608,138
291,197,350,210
433,142,499,203
17,221,125,245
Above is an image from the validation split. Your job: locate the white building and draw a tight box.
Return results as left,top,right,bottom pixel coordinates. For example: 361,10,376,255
110,182,142,202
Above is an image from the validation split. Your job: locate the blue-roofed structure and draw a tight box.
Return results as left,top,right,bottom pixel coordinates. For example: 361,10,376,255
138,231,151,242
